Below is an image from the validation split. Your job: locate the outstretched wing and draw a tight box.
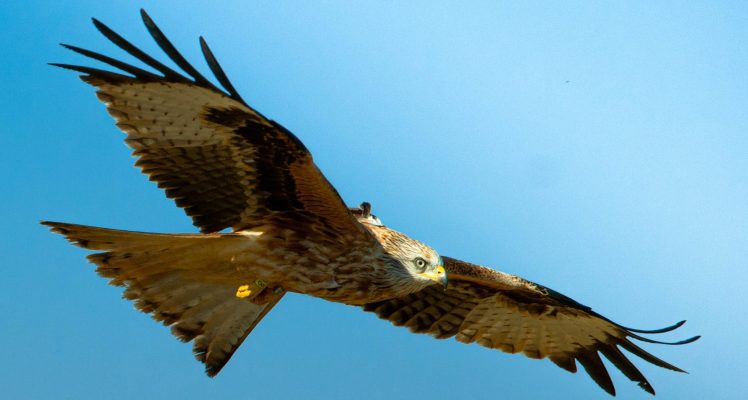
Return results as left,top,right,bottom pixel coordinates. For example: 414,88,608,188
363,256,699,396
53,9,368,244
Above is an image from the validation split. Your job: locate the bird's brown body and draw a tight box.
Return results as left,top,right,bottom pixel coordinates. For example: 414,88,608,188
226,222,440,305
45,10,698,396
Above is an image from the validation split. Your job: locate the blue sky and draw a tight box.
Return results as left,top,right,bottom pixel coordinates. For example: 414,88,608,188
2,1,746,399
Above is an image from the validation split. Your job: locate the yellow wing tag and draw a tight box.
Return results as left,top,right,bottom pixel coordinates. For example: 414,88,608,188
235,285,252,298
235,279,268,299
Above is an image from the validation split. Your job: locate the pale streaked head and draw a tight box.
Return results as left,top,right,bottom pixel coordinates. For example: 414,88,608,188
368,224,448,289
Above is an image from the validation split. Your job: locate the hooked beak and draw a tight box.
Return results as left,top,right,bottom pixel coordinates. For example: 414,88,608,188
420,265,448,288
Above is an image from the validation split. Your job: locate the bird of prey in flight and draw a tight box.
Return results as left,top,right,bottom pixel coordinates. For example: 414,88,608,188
44,9,698,396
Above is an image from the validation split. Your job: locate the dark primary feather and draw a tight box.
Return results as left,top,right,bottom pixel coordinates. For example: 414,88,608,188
139,9,213,87
86,9,246,106
48,63,131,83
59,43,161,80
91,15,185,82
363,256,699,396
199,36,248,107
139,9,249,107
624,320,686,334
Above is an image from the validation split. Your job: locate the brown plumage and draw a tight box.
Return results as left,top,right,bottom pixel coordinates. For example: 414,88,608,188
362,255,697,396
44,9,697,396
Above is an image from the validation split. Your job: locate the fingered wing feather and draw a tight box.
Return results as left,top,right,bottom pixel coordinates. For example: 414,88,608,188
363,256,699,396
54,10,368,244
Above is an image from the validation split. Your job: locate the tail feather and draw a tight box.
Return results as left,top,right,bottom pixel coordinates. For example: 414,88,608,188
43,220,203,250
42,220,283,376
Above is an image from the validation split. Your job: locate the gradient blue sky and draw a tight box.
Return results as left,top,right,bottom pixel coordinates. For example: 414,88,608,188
2,1,746,399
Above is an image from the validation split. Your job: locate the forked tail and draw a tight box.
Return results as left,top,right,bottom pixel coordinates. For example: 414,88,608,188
42,221,283,376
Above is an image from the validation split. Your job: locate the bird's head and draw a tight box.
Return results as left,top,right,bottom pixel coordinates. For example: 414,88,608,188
400,244,448,288
370,225,448,290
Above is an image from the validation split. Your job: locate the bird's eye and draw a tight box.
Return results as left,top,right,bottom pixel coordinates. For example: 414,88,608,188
414,257,428,272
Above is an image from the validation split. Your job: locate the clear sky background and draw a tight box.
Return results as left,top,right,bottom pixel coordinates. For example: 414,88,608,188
2,1,746,399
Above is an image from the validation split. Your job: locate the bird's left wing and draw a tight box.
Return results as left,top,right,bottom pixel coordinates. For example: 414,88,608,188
53,10,369,244
363,256,699,396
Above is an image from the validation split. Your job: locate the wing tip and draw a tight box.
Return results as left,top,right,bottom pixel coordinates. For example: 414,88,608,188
627,332,701,346
90,16,106,32
622,319,687,334
139,9,158,36
639,381,656,395
139,9,156,33
48,62,72,69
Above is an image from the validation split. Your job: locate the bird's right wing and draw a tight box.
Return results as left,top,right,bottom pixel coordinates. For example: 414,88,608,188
363,256,699,396
53,10,371,247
